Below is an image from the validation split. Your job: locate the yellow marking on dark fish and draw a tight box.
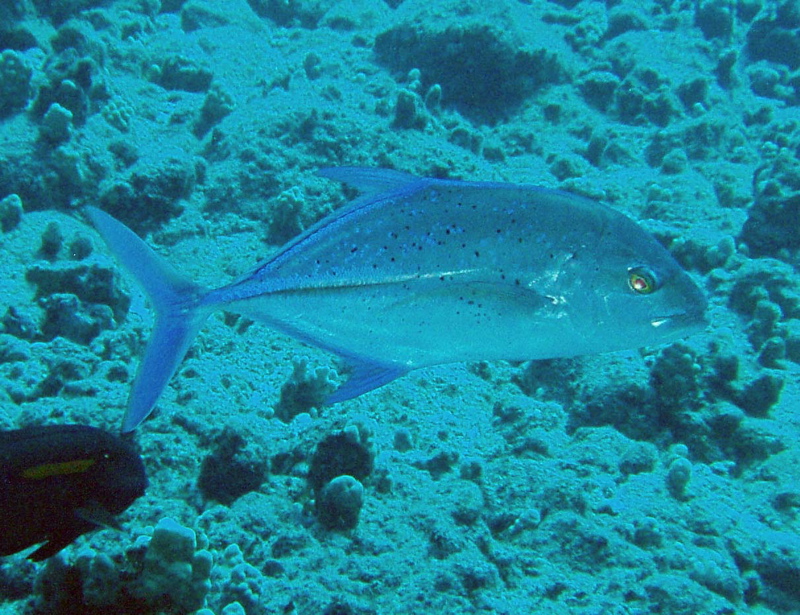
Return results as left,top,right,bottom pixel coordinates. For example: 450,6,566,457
21,458,96,480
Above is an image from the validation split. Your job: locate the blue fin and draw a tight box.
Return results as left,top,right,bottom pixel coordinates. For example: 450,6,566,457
317,167,420,194
86,207,210,432
326,360,408,404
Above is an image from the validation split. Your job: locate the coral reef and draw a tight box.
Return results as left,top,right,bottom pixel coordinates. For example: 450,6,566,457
198,427,268,506
21,518,211,614
0,49,32,116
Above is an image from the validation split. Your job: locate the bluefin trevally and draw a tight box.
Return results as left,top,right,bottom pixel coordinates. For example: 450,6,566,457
86,167,707,432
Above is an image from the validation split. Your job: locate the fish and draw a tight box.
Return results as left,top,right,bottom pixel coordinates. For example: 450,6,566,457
0,424,147,560
87,167,707,432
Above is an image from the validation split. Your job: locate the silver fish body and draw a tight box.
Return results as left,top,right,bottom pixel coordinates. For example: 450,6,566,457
87,167,707,431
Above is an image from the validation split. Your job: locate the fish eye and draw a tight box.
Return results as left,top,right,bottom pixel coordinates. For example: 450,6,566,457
628,266,659,294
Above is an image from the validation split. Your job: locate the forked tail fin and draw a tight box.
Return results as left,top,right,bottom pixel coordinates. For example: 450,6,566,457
86,207,210,432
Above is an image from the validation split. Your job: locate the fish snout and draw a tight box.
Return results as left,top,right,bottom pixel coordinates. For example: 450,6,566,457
653,279,708,335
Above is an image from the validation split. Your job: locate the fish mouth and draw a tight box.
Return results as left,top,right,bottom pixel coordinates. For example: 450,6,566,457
650,307,707,332
650,281,708,332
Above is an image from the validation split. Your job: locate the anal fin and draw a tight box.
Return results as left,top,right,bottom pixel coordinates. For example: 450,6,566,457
326,361,408,404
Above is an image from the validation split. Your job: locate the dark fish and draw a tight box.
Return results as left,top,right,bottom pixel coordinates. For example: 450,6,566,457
0,424,147,560
87,167,707,432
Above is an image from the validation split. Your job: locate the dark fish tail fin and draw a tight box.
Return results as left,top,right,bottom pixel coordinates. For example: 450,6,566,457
86,207,210,432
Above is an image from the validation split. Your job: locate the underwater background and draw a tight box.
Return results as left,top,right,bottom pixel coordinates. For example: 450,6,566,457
1,0,799,613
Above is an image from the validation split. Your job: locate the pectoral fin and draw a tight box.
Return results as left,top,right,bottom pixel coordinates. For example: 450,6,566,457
75,502,121,530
